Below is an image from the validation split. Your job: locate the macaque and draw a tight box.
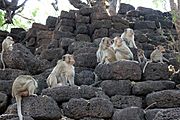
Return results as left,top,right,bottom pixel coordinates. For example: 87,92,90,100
112,36,134,60
121,28,137,49
1,36,14,70
46,54,75,88
96,37,117,64
142,45,169,73
12,75,38,120
137,49,147,63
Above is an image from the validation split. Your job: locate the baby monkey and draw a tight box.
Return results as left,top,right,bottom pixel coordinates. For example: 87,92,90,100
1,36,14,70
112,36,134,60
46,54,75,88
137,49,147,63
121,28,137,49
96,37,117,64
12,75,38,120
142,45,169,73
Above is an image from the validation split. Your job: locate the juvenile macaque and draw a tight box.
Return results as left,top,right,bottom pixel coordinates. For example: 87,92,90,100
46,54,75,88
12,75,38,120
121,28,137,49
96,37,117,64
137,49,147,63
142,45,169,73
1,36,14,70
112,36,134,60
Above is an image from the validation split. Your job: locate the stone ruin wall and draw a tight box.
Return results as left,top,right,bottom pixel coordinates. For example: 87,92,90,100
0,3,180,120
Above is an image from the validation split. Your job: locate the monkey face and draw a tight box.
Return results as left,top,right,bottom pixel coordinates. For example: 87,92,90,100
6,36,14,45
156,45,165,52
114,36,123,47
125,28,134,36
101,37,112,48
62,54,75,65
6,36,13,40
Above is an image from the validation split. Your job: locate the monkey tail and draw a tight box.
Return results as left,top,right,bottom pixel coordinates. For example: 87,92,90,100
16,96,23,120
142,61,150,73
1,51,5,70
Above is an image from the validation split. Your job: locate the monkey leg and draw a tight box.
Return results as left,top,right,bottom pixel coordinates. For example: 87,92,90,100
27,83,37,96
68,76,75,86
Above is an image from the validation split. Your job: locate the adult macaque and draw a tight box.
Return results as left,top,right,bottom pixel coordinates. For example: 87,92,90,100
96,37,117,64
112,36,134,60
1,36,14,70
46,54,75,88
12,75,38,120
121,28,137,49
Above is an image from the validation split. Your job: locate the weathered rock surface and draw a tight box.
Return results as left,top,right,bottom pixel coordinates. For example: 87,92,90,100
100,80,131,97
39,48,65,61
75,70,95,86
68,41,95,53
153,108,180,120
42,85,102,103
95,61,141,80
0,92,8,114
0,114,34,120
143,63,169,80
62,98,113,119
73,47,97,56
118,3,135,14
74,53,97,68
146,90,180,108
112,107,145,120
132,81,176,95
0,68,28,80
145,109,164,120
110,95,142,109
4,43,50,74
6,96,62,120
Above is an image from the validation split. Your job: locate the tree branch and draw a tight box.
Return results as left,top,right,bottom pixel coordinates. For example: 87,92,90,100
16,13,35,21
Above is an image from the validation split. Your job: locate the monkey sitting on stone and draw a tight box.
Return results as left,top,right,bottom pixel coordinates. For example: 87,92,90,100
12,75,38,120
46,54,75,88
1,36,14,70
121,28,137,49
96,37,117,64
142,45,169,73
137,48,147,64
112,36,134,60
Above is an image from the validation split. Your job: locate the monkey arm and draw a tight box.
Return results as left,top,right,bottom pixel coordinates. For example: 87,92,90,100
163,56,169,62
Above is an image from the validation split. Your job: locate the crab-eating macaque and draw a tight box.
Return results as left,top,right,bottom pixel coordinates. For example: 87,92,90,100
1,36,14,70
112,36,134,60
121,28,137,49
96,37,117,64
46,54,75,88
142,45,169,73
12,75,38,120
137,49,147,63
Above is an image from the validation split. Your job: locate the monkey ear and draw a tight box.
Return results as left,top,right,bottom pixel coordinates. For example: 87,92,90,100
124,28,128,32
62,55,66,61
102,37,105,42
156,45,161,50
